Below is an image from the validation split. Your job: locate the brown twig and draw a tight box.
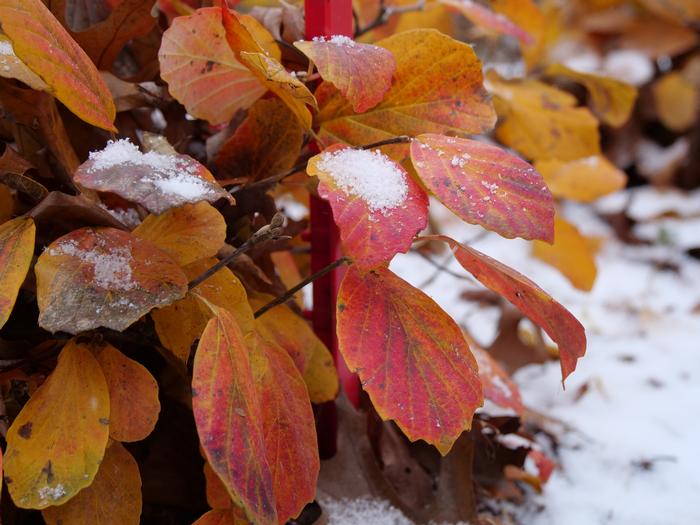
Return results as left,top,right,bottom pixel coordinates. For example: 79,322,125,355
254,256,351,318
354,0,426,38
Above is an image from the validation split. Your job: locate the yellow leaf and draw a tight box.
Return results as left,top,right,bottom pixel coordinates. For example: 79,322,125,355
42,442,142,525
487,71,600,161
545,63,638,127
4,340,110,509
533,215,597,292
491,0,547,70
250,294,339,403
95,343,160,442
269,251,304,309
317,29,496,149
0,216,35,329
133,202,227,267
0,0,116,131
652,71,699,132
535,155,627,202
0,35,47,90
151,258,253,363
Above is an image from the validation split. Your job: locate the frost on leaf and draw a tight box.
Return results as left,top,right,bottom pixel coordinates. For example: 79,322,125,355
336,266,483,455
36,227,188,334
307,145,428,269
410,134,554,242
74,139,233,215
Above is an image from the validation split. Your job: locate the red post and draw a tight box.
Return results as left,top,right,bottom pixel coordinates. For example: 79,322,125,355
305,0,359,458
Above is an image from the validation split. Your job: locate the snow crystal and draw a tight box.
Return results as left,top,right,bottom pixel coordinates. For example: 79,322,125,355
98,203,141,228
48,239,137,291
321,497,471,525
0,40,14,56
450,153,471,168
316,148,408,213
602,49,654,86
154,174,212,199
38,484,65,503
312,35,356,47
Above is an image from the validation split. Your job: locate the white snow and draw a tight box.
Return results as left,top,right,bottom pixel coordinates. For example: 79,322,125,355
37,484,66,503
321,496,471,525
48,239,137,291
311,35,356,47
0,40,14,56
386,191,700,524
316,148,408,214
602,49,654,86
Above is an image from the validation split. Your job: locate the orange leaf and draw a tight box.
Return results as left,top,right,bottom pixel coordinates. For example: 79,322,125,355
213,98,304,181
36,227,188,334
425,235,586,381
294,37,396,112
0,0,116,131
471,345,523,415
192,306,318,524
0,35,47,90
4,340,110,509
532,215,597,292
158,8,275,125
95,343,160,442
487,71,600,161
337,266,483,455
249,293,338,404
151,258,252,363
74,139,233,215
42,441,141,525
652,71,699,132
133,202,227,267
491,0,546,70
0,216,35,329
637,0,700,24
440,0,533,44
545,63,638,127
534,156,626,202
307,144,428,269
410,133,554,242
204,462,232,509
194,509,251,525
316,29,496,148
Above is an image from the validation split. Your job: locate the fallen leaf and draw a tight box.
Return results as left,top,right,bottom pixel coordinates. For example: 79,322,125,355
0,217,35,329
74,139,233,215
95,342,160,442
0,35,48,90
294,37,396,112
440,0,533,44
316,29,496,148
213,98,304,181
424,235,586,381
133,202,227,267
652,71,698,132
487,71,600,161
35,227,188,334
410,133,554,242
545,63,637,127
0,0,116,130
307,144,429,269
532,215,597,292
336,265,483,455
470,344,524,415
192,306,318,524
158,8,275,125
42,441,141,525
250,293,338,403
63,0,112,31
3,340,110,509
535,155,626,202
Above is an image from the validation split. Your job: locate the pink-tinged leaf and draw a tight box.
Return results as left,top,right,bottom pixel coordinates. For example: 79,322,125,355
411,134,554,242
74,139,233,215
307,145,428,269
293,37,395,113
528,449,555,484
425,235,586,382
440,0,533,45
158,8,273,125
470,345,523,415
193,306,318,525
0,0,116,131
35,227,188,334
337,266,483,455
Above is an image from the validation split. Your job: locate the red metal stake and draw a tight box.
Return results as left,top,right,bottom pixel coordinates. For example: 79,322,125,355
305,0,359,458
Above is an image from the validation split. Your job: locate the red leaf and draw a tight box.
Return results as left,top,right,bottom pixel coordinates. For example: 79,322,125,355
425,235,586,381
294,37,395,112
307,144,428,269
471,345,523,415
411,134,554,242
337,266,483,454
192,306,318,524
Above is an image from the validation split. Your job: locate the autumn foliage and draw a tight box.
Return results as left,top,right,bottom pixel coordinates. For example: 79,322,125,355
0,0,695,523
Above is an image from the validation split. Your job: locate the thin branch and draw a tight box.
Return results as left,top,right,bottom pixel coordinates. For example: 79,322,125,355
355,0,425,38
188,214,287,290
254,257,351,318
232,135,412,195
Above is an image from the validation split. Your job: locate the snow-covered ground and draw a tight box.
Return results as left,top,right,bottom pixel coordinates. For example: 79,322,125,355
325,189,700,524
